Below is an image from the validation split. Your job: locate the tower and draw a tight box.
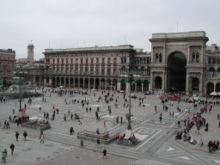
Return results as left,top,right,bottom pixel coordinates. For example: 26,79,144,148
27,43,34,64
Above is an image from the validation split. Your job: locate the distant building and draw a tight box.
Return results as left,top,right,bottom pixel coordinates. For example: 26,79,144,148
25,31,220,96
0,49,16,86
27,43,34,64
43,45,151,92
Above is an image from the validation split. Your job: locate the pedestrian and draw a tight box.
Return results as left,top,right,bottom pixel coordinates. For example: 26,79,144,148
159,113,162,123
96,128,100,135
39,129,44,138
70,127,74,135
40,133,45,143
10,143,15,155
23,131,27,140
120,116,123,124
15,131,19,141
102,149,107,158
2,149,7,163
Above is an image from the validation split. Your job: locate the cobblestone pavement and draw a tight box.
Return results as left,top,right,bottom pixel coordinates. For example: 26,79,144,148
0,88,220,165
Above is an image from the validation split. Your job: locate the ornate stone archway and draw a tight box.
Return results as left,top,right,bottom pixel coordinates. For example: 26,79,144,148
150,31,208,96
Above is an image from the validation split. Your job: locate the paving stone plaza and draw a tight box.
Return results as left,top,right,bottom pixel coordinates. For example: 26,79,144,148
0,88,220,165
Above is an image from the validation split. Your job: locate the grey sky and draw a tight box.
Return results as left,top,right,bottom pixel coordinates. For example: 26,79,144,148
0,0,219,59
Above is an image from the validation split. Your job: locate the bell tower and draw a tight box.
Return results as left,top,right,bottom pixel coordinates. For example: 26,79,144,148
27,43,34,64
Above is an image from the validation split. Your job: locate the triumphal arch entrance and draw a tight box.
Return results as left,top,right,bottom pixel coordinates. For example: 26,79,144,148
149,31,208,96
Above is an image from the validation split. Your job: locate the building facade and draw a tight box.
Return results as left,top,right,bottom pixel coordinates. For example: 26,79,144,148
0,49,16,86
149,31,209,96
205,44,220,95
43,45,151,92
24,31,218,96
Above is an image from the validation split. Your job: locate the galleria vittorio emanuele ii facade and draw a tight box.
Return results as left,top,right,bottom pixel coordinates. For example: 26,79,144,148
29,31,220,96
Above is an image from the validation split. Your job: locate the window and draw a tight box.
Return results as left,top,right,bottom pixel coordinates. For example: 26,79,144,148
192,52,196,62
108,58,111,64
208,57,212,64
155,53,158,63
113,58,117,64
196,53,200,63
159,53,162,63
96,58,99,63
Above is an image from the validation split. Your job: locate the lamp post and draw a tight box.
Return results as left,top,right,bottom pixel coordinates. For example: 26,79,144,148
14,66,26,112
127,73,133,130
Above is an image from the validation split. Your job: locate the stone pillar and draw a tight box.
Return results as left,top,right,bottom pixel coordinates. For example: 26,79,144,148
49,78,52,87
141,82,144,92
83,78,85,89
126,82,130,94
73,78,75,88
64,77,66,87
199,75,203,96
105,80,108,90
94,79,96,89
186,74,189,95
117,81,121,91
214,82,216,92
150,73,153,91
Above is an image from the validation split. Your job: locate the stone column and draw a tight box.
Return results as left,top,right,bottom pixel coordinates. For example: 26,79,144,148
83,78,85,89
93,79,96,89
126,82,130,94
117,81,121,91
199,75,203,96
69,77,71,88
150,73,153,91
43,78,47,86
49,78,52,87
141,82,144,92
64,77,66,87
186,74,189,95
214,82,216,92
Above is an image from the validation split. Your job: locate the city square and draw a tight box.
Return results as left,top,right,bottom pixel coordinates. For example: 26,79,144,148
0,87,220,165
1,0,220,164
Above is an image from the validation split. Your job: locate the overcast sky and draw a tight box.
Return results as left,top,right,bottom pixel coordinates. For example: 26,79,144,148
0,0,219,59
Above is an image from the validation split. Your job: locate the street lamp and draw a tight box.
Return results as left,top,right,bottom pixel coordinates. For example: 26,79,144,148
127,73,133,130
13,66,26,112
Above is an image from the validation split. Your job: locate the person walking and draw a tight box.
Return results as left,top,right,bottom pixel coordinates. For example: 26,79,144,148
70,127,74,135
2,149,7,163
15,131,19,141
10,143,15,155
102,149,107,158
23,131,27,141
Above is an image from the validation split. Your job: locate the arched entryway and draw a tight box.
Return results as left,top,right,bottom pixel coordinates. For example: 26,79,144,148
155,76,162,89
167,52,186,91
207,82,214,95
143,80,149,91
216,83,220,92
191,77,199,92
121,79,126,91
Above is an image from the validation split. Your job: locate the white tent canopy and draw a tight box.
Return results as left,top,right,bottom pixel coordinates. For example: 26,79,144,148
210,91,217,96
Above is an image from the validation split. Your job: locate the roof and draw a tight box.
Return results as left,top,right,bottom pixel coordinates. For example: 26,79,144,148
43,45,135,54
